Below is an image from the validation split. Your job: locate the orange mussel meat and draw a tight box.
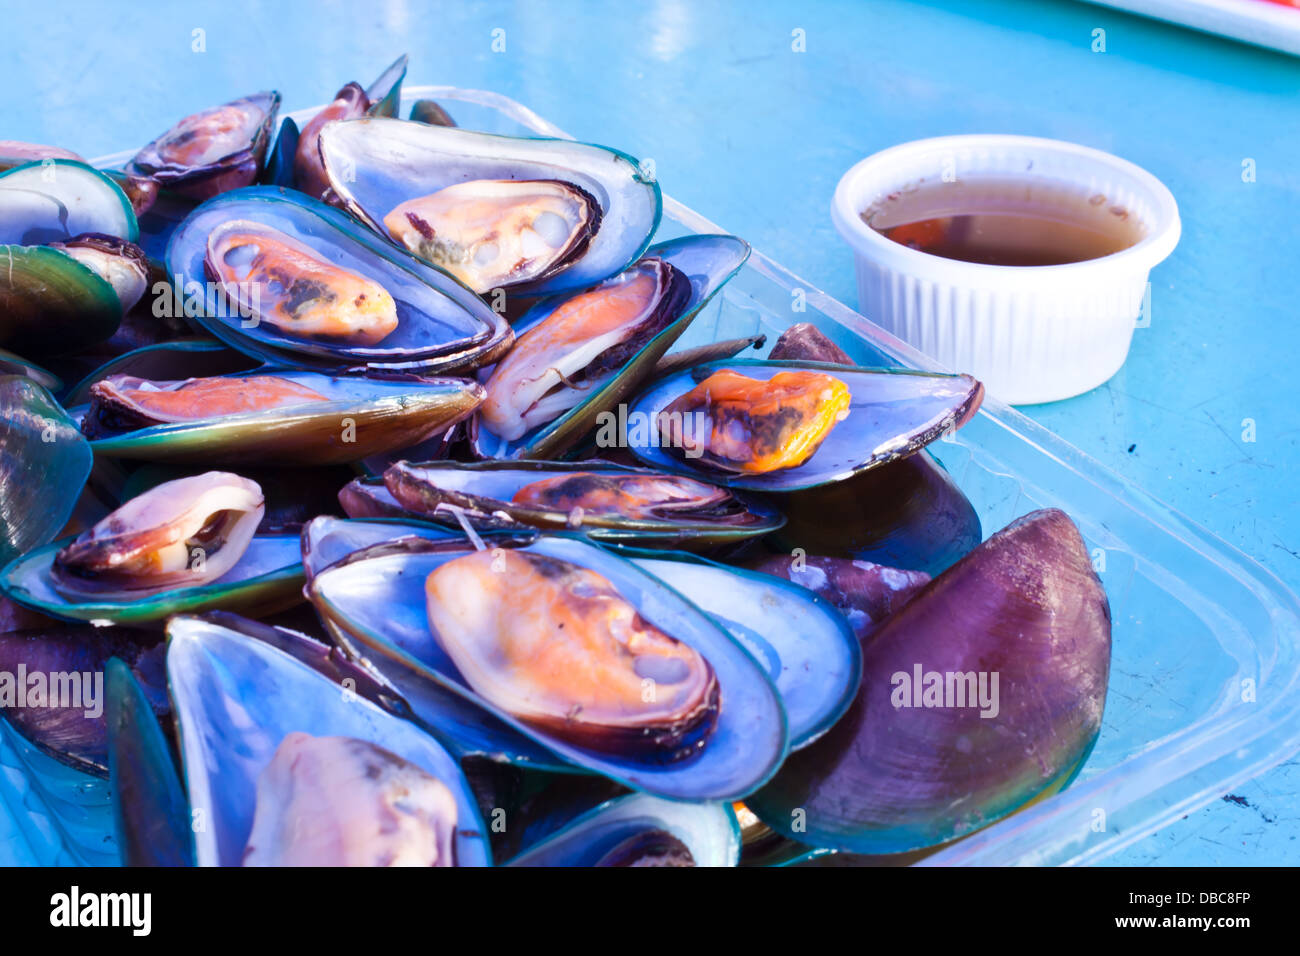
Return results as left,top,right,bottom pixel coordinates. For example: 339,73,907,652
658,369,851,474
204,220,399,346
83,374,327,439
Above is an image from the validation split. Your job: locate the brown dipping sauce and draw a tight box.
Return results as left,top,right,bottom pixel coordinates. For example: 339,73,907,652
862,177,1147,267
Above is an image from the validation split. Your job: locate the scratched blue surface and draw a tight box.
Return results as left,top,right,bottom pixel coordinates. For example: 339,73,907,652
2,0,1296,864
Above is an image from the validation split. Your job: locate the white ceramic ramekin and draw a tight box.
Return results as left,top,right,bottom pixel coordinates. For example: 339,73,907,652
831,134,1180,404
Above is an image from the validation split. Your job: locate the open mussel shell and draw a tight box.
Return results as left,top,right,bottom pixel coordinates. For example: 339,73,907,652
748,552,931,642
75,368,484,466
767,450,982,576
365,54,408,118
376,459,783,549
0,245,127,355
611,548,861,749
63,338,259,407
0,625,166,777
472,234,751,460
0,532,302,626
746,509,1111,855
300,516,572,772
0,377,93,566
166,186,511,372
260,117,298,189
319,117,661,296
506,792,740,867
628,359,984,492
308,533,789,800
166,614,491,866
0,348,61,391
106,657,194,866
126,92,280,204
0,159,138,244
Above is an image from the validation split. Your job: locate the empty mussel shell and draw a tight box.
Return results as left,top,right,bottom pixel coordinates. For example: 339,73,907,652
614,548,861,749
308,533,789,800
0,159,138,245
471,234,751,460
318,117,661,295
166,186,511,373
0,349,61,391
746,508,1111,855
766,451,982,576
166,613,491,866
0,377,93,567
375,459,784,549
0,625,166,777
505,792,740,867
106,657,194,866
627,359,984,492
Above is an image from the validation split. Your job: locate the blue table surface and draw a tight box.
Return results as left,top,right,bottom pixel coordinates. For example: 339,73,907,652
3,0,1297,864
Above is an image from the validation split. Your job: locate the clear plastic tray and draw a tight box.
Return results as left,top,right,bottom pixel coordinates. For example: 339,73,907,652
5,86,1299,867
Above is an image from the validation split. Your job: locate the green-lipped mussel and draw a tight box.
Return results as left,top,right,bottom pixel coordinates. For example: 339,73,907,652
76,368,484,466
318,117,660,296
360,459,783,549
307,532,789,800
628,359,984,492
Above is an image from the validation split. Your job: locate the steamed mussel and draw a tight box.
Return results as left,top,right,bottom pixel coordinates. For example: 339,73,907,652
658,368,852,474
384,179,601,294
480,256,688,441
50,472,264,602
82,373,327,439
368,459,783,548
424,549,720,762
317,117,661,296
204,219,400,346
126,92,280,207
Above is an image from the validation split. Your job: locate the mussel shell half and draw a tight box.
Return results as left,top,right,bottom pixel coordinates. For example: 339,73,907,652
364,54,409,119
76,368,484,466
0,377,93,566
106,657,195,866
166,186,509,372
0,533,302,626
766,450,982,576
505,793,740,867
378,459,783,549
0,348,62,391
308,534,789,800
472,234,751,461
617,549,861,750
0,625,166,777
746,509,1111,855
259,117,299,189
628,359,984,492
166,614,491,866
319,117,661,296
299,516,571,772
0,245,125,355
0,159,139,245
126,92,280,201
